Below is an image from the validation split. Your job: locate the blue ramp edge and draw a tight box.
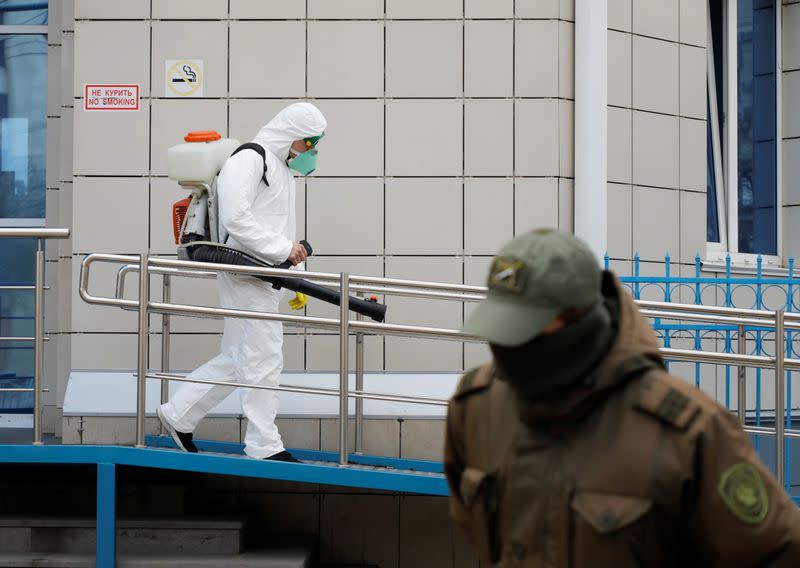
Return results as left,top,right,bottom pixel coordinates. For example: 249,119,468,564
0,443,449,497
144,435,444,473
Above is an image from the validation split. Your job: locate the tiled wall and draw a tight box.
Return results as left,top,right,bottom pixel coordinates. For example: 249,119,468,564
606,0,707,276
783,0,800,258
61,0,577,400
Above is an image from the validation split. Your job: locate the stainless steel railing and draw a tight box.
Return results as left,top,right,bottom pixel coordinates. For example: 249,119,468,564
0,228,70,444
82,251,799,485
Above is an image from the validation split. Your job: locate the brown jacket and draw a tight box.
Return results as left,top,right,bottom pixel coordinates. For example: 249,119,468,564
445,275,800,567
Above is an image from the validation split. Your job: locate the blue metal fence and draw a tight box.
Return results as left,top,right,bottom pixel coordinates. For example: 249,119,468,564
606,253,799,492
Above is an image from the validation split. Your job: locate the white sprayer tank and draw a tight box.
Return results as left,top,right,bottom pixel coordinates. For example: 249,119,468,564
167,131,240,185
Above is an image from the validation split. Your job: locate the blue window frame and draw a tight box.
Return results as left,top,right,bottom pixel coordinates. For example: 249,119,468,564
0,1,47,412
706,0,779,259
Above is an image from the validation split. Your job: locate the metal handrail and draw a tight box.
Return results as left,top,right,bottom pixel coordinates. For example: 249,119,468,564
0,227,70,444
80,252,792,483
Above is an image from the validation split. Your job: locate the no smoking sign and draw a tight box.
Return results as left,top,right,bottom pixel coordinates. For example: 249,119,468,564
165,59,204,97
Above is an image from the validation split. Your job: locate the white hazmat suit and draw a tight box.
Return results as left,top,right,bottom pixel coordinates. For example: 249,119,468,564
159,103,327,459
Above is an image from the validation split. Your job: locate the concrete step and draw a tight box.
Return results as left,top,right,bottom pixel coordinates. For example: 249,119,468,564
0,547,312,567
0,517,243,555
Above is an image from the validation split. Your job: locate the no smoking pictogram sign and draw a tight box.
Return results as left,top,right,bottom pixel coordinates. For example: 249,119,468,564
165,59,204,97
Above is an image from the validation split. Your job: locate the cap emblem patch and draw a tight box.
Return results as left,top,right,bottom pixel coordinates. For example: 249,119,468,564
489,258,528,293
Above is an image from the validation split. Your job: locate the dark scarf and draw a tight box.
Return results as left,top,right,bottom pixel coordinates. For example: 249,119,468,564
490,295,620,401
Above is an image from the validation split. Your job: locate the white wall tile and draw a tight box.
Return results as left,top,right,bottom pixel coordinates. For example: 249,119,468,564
73,177,149,254
515,21,559,98
608,0,632,32
308,0,384,18
465,100,513,176
783,138,800,205
61,31,75,109
608,106,632,184
305,335,383,372
608,31,631,108
386,21,462,97
633,0,678,42
308,22,383,98
75,0,149,19
46,118,60,190
152,0,227,19
680,190,706,263
72,333,137,370
560,100,574,177
73,103,150,175
71,260,138,333
230,0,305,18
464,179,513,255
515,99,559,176
680,45,706,120
680,118,706,192
633,186,679,261
633,35,679,115
306,179,383,255
680,0,707,47
633,111,679,189
516,0,560,18
465,20,513,97
559,178,574,232
560,21,575,98
386,179,462,255
229,99,297,143
464,256,492,287
152,21,228,98
74,21,150,97
386,100,462,176
785,4,800,71
784,206,800,261
311,100,383,177
229,21,304,97
384,257,462,371
167,274,223,333
386,0,462,18
784,72,800,138
465,0,513,18
150,177,184,256
608,183,632,258
150,99,228,176
515,178,559,233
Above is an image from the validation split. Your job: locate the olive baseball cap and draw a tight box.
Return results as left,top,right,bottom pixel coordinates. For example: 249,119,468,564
463,229,602,347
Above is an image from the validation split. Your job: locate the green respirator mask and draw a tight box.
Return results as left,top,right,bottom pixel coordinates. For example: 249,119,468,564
288,133,324,176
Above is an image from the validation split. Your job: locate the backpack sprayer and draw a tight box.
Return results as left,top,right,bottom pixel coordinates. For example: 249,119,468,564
166,131,387,322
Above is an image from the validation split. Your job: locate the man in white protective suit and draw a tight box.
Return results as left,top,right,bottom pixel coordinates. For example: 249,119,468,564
157,102,327,462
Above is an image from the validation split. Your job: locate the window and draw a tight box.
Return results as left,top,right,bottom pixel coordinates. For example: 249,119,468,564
706,0,780,262
0,1,47,412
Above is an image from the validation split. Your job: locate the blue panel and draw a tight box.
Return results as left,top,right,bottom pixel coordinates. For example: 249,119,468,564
0,445,450,496
145,435,445,474
96,463,116,568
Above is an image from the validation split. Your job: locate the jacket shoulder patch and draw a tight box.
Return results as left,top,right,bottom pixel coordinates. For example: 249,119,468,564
454,365,494,400
634,373,701,430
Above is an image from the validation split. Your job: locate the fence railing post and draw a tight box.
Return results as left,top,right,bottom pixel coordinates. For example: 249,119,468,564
160,274,171,417
339,272,349,465
135,252,150,448
738,324,746,425
354,292,365,455
32,239,44,445
776,309,785,488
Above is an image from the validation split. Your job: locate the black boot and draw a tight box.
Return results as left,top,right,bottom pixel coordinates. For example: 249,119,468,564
264,450,301,463
157,406,198,453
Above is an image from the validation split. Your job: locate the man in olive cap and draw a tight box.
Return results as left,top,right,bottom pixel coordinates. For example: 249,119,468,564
445,228,800,567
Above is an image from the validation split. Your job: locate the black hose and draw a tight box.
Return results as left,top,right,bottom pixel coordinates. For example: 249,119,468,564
184,242,387,323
